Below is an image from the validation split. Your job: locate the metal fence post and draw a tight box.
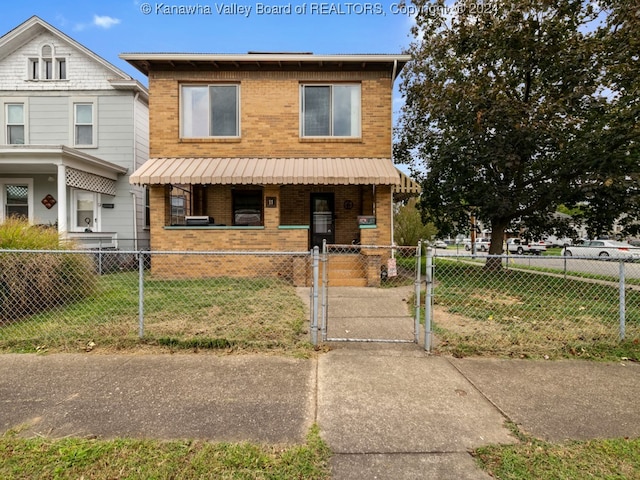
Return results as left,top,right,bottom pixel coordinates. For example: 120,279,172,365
321,239,328,342
414,241,422,344
138,251,145,338
424,246,433,352
619,260,626,341
311,246,319,346
98,240,103,276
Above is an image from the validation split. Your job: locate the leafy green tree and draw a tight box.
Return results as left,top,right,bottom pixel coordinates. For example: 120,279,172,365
395,0,639,267
577,0,640,238
394,198,438,245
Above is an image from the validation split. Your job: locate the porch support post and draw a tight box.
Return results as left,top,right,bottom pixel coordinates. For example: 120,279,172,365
263,185,280,229
57,164,68,236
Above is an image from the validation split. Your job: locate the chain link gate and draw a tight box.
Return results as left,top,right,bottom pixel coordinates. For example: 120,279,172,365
312,242,423,345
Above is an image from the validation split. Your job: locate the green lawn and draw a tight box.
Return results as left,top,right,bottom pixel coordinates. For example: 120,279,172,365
0,273,312,356
475,425,640,480
0,425,330,480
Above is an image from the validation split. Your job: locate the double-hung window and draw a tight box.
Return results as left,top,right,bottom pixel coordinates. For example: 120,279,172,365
6,104,25,145
0,179,33,223
74,103,94,146
301,84,361,137
181,85,240,138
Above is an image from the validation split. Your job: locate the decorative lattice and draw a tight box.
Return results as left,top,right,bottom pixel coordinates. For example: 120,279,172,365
66,168,116,196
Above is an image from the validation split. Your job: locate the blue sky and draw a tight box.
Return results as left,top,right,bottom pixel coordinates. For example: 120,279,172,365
1,0,414,87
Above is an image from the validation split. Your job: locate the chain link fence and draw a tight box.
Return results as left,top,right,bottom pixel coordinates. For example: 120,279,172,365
3,247,639,359
0,249,313,355
427,252,640,359
319,244,422,343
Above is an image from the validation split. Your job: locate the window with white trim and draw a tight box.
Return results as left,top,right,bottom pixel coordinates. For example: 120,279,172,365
301,84,361,137
71,189,100,232
0,179,33,223
28,44,67,81
74,103,94,146
6,103,25,145
181,84,240,138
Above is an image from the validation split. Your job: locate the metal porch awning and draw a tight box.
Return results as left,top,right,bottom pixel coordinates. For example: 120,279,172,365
129,157,403,186
394,169,422,197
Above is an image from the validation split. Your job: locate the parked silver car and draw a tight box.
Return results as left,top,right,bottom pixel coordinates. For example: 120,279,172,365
562,240,640,258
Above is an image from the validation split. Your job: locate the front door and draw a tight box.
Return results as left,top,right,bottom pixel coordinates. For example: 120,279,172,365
311,193,335,248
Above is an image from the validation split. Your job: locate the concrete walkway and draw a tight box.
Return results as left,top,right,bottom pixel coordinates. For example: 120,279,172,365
1,286,639,478
1,350,639,478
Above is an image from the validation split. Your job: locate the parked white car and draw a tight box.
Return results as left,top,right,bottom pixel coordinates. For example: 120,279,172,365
433,240,448,249
506,238,546,255
464,238,491,252
543,236,573,248
562,240,640,258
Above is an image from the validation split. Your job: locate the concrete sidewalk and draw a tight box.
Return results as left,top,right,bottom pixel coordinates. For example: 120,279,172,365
2,287,639,478
1,349,639,479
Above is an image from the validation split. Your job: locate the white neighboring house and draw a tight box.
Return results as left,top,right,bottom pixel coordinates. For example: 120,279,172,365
0,16,149,249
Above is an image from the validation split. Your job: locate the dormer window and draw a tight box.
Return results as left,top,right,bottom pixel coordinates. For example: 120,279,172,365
28,44,67,80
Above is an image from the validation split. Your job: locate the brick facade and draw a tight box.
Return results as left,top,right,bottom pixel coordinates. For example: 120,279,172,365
148,70,392,159
140,58,399,284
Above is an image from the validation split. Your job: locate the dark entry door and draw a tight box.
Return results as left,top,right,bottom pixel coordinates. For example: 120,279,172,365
311,193,335,248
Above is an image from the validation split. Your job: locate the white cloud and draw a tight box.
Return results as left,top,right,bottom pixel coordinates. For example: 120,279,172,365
93,15,121,29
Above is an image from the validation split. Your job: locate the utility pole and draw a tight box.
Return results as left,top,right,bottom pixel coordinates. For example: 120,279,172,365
470,209,477,256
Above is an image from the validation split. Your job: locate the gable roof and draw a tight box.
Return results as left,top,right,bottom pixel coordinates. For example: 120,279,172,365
0,16,148,98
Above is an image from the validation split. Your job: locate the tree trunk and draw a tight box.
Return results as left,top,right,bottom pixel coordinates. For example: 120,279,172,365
485,220,507,271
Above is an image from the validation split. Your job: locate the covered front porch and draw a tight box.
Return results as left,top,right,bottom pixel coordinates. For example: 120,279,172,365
132,157,416,250
0,145,127,247
132,156,421,283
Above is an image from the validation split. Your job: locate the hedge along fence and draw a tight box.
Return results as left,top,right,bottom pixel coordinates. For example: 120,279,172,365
0,217,97,324
0,250,98,323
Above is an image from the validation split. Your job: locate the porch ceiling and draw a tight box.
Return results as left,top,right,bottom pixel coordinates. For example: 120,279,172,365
130,157,403,186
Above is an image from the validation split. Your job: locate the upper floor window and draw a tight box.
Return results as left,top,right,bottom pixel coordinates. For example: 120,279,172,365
6,104,25,145
28,44,67,81
74,103,94,146
301,84,361,137
181,85,239,138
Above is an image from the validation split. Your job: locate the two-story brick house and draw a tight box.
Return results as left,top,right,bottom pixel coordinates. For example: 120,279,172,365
123,52,417,283
0,17,149,249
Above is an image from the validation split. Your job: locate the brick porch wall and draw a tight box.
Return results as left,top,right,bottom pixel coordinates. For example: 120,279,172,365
147,184,393,284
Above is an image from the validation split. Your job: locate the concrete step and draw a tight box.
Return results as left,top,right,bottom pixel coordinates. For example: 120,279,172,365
328,278,368,287
320,254,368,287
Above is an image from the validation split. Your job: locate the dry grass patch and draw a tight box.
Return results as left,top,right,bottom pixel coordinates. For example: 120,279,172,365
431,260,640,360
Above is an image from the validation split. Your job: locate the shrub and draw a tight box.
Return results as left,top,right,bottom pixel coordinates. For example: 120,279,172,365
0,218,97,323
394,198,438,246
0,217,62,250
